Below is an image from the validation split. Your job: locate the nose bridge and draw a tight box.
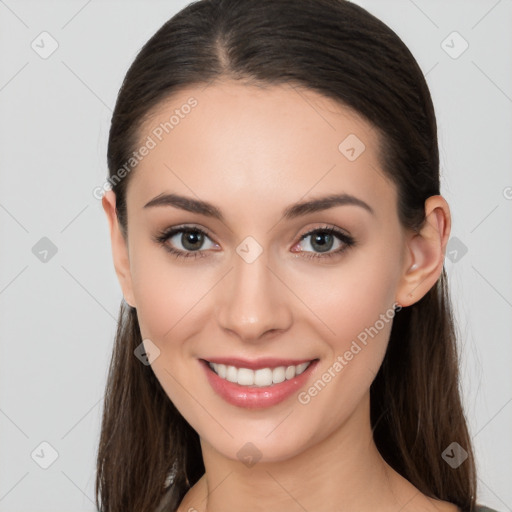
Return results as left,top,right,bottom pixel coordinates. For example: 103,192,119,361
216,239,292,341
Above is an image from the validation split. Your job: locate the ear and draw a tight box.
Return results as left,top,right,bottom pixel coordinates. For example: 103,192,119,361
102,190,137,308
395,195,451,308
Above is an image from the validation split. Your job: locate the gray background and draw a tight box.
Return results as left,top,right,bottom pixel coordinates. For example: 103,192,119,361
0,0,511,510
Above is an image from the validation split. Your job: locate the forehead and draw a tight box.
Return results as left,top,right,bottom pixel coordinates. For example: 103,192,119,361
129,80,396,221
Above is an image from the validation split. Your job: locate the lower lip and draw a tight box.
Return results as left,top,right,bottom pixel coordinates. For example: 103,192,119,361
200,359,318,409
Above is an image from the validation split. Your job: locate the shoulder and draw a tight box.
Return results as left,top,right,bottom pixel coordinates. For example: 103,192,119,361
429,500,501,512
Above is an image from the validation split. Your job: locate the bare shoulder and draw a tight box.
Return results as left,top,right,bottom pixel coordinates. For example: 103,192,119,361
426,497,463,512
393,483,462,512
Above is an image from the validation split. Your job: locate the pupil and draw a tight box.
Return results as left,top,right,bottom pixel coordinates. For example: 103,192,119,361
182,231,203,250
312,233,333,253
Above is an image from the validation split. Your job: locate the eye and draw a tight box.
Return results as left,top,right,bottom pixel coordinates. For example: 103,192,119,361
153,225,218,260
153,224,356,261
292,225,356,260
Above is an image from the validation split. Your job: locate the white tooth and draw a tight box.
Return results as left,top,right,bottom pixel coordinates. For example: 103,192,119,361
237,368,254,386
296,362,310,375
213,362,311,386
254,368,273,387
285,365,296,380
272,366,286,384
217,363,227,379
226,365,238,383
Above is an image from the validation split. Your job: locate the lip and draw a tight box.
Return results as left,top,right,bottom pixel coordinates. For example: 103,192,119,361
200,357,319,409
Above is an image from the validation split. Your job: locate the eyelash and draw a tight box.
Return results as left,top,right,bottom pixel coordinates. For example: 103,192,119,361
153,224,356,261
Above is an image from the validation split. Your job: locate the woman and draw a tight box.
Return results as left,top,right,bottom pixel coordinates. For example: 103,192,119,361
96,1,500,511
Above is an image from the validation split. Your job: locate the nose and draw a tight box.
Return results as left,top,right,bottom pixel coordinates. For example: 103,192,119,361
215,247,293,343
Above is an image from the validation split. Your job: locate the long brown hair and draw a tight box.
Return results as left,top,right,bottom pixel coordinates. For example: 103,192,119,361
96,1,477,511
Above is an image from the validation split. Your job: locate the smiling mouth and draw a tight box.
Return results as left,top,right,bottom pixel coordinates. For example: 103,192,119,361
206,360,316,387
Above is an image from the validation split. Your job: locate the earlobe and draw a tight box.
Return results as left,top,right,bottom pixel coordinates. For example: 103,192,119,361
395,195,451,307
102,190,137,308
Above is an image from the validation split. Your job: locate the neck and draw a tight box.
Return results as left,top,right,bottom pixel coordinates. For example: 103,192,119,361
184,392,425,512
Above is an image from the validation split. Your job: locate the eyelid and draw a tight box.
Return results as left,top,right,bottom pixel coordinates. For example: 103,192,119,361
155,223,215,240
298,224,352,241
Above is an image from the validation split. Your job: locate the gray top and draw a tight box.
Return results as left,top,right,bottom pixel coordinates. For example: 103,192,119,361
153,494,501,512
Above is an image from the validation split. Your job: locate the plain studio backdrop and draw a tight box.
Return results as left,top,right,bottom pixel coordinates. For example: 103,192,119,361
0,1,511,511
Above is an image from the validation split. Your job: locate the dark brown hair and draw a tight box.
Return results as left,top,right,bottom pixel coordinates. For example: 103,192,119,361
96,1,477,511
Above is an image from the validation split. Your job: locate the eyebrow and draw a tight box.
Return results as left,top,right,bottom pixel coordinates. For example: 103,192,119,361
143,192,374,220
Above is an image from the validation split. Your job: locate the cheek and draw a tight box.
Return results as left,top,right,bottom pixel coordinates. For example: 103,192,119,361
129,250,209,415
317,282,395,384
289,242,401,421
131,227,402,348
307,244,401,402
129,242,208,341
292,241,401,344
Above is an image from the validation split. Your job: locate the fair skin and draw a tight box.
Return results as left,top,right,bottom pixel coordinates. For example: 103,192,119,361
103,81,458,512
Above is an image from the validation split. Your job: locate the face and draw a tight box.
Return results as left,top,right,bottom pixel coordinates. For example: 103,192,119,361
105,80,417,463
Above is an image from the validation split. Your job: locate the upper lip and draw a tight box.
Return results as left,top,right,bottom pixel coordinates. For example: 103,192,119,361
202,357,317,370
